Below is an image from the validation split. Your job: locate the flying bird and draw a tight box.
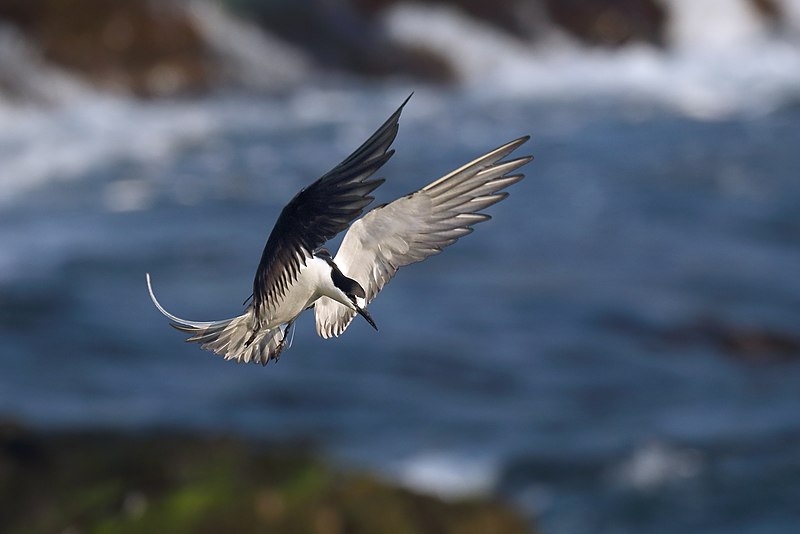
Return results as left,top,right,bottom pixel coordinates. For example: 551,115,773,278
147,96,531,365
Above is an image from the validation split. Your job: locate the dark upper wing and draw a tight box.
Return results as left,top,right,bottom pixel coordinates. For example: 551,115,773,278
252,95,410,325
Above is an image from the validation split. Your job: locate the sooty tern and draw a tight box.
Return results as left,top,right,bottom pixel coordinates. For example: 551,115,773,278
147,96,532,365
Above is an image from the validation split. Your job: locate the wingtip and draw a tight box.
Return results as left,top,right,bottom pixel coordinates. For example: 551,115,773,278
389,93,413,119
510,135,531,149
506,137,533,162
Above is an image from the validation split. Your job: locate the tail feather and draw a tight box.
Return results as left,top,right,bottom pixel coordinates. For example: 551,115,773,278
146,273,286,365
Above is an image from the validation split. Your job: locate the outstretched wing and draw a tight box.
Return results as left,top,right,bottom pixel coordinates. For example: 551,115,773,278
252,96,410,326
314,136,532,338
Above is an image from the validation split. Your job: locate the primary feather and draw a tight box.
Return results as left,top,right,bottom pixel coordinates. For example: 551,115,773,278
251,95,409,328
314,136,531,339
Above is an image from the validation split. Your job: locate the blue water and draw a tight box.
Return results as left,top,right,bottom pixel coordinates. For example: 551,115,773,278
1,88,799,533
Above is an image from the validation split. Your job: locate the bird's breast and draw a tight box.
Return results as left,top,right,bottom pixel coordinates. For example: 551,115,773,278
265,256,331,328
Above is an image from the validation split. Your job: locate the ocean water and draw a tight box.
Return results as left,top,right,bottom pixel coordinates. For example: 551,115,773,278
2,2,800,531
1,87,799,533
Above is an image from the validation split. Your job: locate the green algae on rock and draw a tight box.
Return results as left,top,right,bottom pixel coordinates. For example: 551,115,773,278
0,423,531,534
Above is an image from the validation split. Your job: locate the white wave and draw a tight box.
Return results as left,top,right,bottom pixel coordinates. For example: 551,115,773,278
783,0,800,32
390,452,498,499
612,440,704,490
0,0,313,207
0,13,228,207
0,23,91,105
188,0,310,91
0,97,216,206
383,2,800,118
665,0,771,51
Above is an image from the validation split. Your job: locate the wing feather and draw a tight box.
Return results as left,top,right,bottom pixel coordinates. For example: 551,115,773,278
252,96,410,326
314,136,532,338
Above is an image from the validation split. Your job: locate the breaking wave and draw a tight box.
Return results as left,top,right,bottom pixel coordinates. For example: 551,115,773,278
389,452,499,499
187,1,311,91
2,0,799,205
0,1,316,206
384,0,800,118
0,97,219,205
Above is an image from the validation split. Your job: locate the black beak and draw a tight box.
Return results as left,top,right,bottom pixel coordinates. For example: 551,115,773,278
355,304,378,331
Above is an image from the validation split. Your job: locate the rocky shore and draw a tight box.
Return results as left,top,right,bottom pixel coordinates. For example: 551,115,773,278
0,422,531,534
0,0,790,99
0,0,213,98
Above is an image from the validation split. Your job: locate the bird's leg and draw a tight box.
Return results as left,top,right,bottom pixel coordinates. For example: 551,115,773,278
271,343,284,363
281,321,294,346
244,330,258,348
244,318,261,348
273,320,295,361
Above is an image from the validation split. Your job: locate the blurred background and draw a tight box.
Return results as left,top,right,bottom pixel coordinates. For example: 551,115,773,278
1,0,800,532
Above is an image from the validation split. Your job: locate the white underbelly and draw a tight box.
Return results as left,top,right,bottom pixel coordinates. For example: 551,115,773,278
264,258,326,328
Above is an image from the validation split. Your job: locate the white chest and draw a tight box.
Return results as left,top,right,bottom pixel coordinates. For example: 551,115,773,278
266,256,343,327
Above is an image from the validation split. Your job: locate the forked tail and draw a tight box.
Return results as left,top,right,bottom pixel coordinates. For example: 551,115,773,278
146,273,287,365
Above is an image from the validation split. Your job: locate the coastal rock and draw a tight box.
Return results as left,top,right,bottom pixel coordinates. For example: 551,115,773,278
541,0,667,47
228,0,457,82
598,313,800,364
350,0,667,45
750,0,782,24
695,320,800,364
0,22,92,104
351,0,547,40
1,0,791,98
0,0,213,98
0,425,531,534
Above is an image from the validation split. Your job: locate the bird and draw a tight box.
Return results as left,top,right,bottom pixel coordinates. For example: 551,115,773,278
147,96,532,365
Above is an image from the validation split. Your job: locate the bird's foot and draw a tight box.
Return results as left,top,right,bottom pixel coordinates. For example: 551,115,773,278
244,330,258,348
271,322,294,362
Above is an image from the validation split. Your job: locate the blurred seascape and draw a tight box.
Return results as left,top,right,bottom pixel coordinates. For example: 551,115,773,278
1,1,800,532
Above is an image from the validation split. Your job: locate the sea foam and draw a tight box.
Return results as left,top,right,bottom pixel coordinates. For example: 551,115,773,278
383,0,800,118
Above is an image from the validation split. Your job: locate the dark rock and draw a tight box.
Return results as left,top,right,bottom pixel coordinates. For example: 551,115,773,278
749,0,791,33
698,321,800,364
392,43,457,84
0,0,692,95
349,0,666,47
541,0,667,47
0,0,214,98
598,313,800,364
0,421,44,468
750,0,782,24
0,427,531,533
351,0,547,40
228,0,457,83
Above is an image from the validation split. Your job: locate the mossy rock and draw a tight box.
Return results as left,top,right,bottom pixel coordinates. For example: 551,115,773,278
0,423,531,534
